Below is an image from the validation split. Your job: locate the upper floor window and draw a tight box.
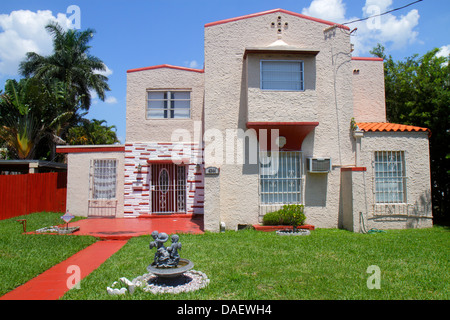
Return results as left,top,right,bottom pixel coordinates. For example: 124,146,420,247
147,91,190,119
260,60,304,91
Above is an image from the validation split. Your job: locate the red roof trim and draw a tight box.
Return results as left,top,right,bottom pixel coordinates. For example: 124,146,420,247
205,8,350,31
247,121,319,127
127,64,204,74
56,146,125,154
352,57,384,62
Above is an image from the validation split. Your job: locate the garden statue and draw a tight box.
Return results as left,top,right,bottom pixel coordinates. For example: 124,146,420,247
149,231,182,268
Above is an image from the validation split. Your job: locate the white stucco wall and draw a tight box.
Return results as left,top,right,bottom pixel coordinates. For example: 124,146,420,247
126,67,204,143
203,11,356,231
352,58,387,122
358,131,433,229
66,150,125,218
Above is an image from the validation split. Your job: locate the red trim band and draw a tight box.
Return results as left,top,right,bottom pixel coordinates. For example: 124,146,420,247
351,57,384,62
341,167,367,172
205,8,350,31
56,146,125,153
127,64,204,74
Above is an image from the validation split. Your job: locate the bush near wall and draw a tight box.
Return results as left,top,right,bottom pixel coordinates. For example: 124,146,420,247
263,204,306,229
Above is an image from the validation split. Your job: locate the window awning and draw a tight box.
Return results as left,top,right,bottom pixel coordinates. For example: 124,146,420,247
244,47,320,59
246,121,319,151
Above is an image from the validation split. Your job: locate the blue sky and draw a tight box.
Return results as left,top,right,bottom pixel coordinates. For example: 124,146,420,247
0,0,449,143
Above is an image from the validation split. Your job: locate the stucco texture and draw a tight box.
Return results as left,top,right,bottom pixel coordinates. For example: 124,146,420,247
351,59,387,122
358,131,433,229
204,11,356,231
126,67,204,143
66,151,125,218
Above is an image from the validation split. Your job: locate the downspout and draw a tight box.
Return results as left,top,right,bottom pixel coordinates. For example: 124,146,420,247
352,127,364,167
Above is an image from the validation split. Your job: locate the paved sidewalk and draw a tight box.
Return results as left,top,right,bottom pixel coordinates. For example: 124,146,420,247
0,240,127,300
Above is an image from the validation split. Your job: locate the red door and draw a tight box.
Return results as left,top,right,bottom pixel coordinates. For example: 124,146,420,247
151,163,186,214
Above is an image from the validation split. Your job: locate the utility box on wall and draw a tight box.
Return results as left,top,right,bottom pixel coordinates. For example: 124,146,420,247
306,157,331,173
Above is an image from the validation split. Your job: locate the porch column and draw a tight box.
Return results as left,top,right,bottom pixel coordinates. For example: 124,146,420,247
340,167,368,233
203,174,221,232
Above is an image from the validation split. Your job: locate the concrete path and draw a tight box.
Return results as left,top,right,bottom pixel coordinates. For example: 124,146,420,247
0,240,127,300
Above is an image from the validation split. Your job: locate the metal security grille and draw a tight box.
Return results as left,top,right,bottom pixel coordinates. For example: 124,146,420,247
151,163,186,214
259,151,302,205
88,159,117,217
374,151,406,204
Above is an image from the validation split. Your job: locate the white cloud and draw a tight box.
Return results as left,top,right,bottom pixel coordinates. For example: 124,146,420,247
184,60,200,69
437,45,450,58
350,5,420,56
363,0,393,14
301,0,421,56
0,10,71,76
105,96,118,104
302,0,347,23
95,65,113,77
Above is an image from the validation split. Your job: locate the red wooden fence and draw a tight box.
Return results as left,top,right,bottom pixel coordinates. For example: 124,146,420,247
0,172,67,220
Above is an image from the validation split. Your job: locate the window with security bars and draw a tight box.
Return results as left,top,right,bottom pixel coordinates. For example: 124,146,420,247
92,159,117,199
374,151,406,204
260,60,304,91
259,151,302,205
147,91,190,119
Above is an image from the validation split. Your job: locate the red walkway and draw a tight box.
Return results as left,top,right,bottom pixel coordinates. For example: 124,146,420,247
69,214,204,240
0,214,203,300
0,240,127,300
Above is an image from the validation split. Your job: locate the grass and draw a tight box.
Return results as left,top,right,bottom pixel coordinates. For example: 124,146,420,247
0,212,96,296
1,213,448,300
62,226,449,300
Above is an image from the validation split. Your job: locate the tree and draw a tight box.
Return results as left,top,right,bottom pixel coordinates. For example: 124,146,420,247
66,119,119,145
19,21,110,111
371,45,450,225
0,79,47,159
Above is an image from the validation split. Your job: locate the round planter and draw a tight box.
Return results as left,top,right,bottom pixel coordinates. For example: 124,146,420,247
276,229,311,236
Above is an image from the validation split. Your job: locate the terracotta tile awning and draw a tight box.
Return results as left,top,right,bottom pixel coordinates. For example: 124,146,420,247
356,122,431,136
246,121,319,151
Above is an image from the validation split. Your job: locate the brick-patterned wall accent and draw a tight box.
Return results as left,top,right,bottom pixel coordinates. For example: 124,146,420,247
124,142,204,216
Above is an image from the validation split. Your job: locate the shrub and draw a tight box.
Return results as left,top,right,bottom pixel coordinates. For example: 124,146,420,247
263,204,306,230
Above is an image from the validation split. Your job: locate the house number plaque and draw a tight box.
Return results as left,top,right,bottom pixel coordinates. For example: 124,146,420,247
205,166,220,176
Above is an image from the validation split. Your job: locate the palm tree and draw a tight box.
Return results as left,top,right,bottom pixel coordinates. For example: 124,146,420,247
19,21,110,111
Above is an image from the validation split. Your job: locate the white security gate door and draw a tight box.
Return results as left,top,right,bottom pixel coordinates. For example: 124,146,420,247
151,163,186,214
88,159,117,217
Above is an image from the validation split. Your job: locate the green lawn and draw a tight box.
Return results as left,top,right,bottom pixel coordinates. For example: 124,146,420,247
62,226,449,300
1,212,448,300
0,212,96,296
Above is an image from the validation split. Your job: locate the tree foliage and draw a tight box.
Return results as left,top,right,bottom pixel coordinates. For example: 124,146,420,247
371,44,450,224
0,22,118,161
67,119,119,145
19,21,110,111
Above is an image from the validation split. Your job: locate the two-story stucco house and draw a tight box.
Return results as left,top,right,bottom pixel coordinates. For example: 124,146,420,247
57,9,433,232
